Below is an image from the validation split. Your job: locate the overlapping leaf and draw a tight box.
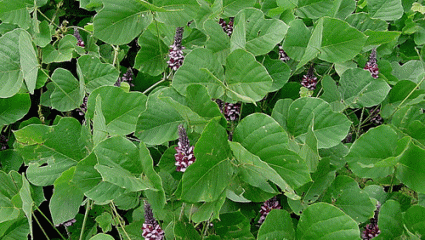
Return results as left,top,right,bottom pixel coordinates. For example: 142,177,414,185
0,94,31,127
77,55,119,93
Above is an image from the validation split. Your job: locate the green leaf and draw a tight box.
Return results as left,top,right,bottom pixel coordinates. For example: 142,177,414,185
299,120,320,172
396,140,425,194
87,86,147,136
33,20,53,47
225,49,273,102
296,202,360,240
89,233,115,240
325,0,356,19
42,35,77,64
0,171,21,223
338,68,391,108
263,57,291,92
50,68,83,112
49,167,84,226
191,193,226,223
375,200,403,239
14,118,90,186
233,113,310,190
95,212,113,233
172,48,225,99
94,164,152,191
229,141,298,199
185,84,223,120
214,211,254,239
153,0,200,27
404,205,425,237
92,95,108,146
0,94,31,127
346,125,397,178
204,19,231,65
181,119,233,202
364,30,401,46
135,88,184,145
283,19,310,61
0,28,25,98
19,175,33,239
0,1,40,29
345,13,388,32
93,0,152,45
322,175,375,223
367,0,403,21
295,0,334,19
391,60,425,83
284,97,351,148
77,55,119,93
139,142,166,211
174,220,201,240
134,29,168,76
391,105,425,146
222,0,256,16
232,8,288,56
19,30,38,94
257,210,295,240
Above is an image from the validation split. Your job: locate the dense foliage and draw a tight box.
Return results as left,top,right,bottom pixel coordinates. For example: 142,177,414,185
1,0,425,239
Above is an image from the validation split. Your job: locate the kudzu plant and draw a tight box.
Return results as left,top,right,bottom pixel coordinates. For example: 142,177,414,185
1,0,425,239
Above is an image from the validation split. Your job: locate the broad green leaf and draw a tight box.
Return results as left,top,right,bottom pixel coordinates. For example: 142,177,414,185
0,94,31,127
391,60,425,83
204,19,230,65
222,0,256,16
232,8,288,56
77,55,119,93
271,98,293,130
0,150,24,173
181,119,233,202
295,0,334,19
345,13,388,32
229,141,298,199
87,86,147,136
14,118,90,186
0,29,24,98
191,193,226,223
89,233,115,240
214,211,254,239
325,0,356,19
93,0,152,45
375,200,403,239
0,214,30,240
296,202,360,240
263,56,291,92
19,30,38,94
367,0,403,21
0,171,21,223
225,49,273,102
49,167,84,226
42,35,77,64
92,96,108,146
346,125,397,178
94,164,152,191
300,120,320,172
364,30,401,46
0,0,47,29
233,113,311,190
404,205,425,237
172,48,225,98
320,75,344,112
185,84,223,120
140,142,166,211
396,141,425,194
135,88,184,145
257,210,295,240
285,97,351,148
72,153,126,204
33,20,53,47
302,158,336,203
50,68,83,112
95,212,113,233
153,0,200,27
391,105,425,145
18,175,32,239
339,68,391,108
134,29,168,76
318,17,367,63
322,175,375,223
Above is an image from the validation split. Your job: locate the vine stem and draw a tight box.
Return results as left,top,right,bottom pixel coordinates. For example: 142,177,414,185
34,205,67,240
110,202,132,240
355,107,365,141
79,199,92,240
32,212,50,240
142,77,167,94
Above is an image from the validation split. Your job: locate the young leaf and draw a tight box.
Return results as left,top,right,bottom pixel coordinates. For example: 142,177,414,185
42,35,77,64
50,68,83,112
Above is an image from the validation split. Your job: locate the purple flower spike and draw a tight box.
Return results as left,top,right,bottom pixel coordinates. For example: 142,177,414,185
364,48,379,79
167,27,185,71
73,28,85,47
174,125,195,172
219,17,234,36
361,201,381,240
278,45,290,62
142,202,164,240
258,197,282,224
301,65,318,90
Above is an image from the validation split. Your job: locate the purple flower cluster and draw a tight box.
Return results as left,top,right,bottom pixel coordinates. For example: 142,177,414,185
167,27,185,71
258,197,282,224
370,108,383,125
215,99,241,121
175,125,195,172
301,65,318,90
115,68,135,87
76,96,88,116
362,202,381,240
1,134,8,150
219,17,234,36
73,28,85,47
142,202,164,240
364,48,379,79
278,44,290,62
